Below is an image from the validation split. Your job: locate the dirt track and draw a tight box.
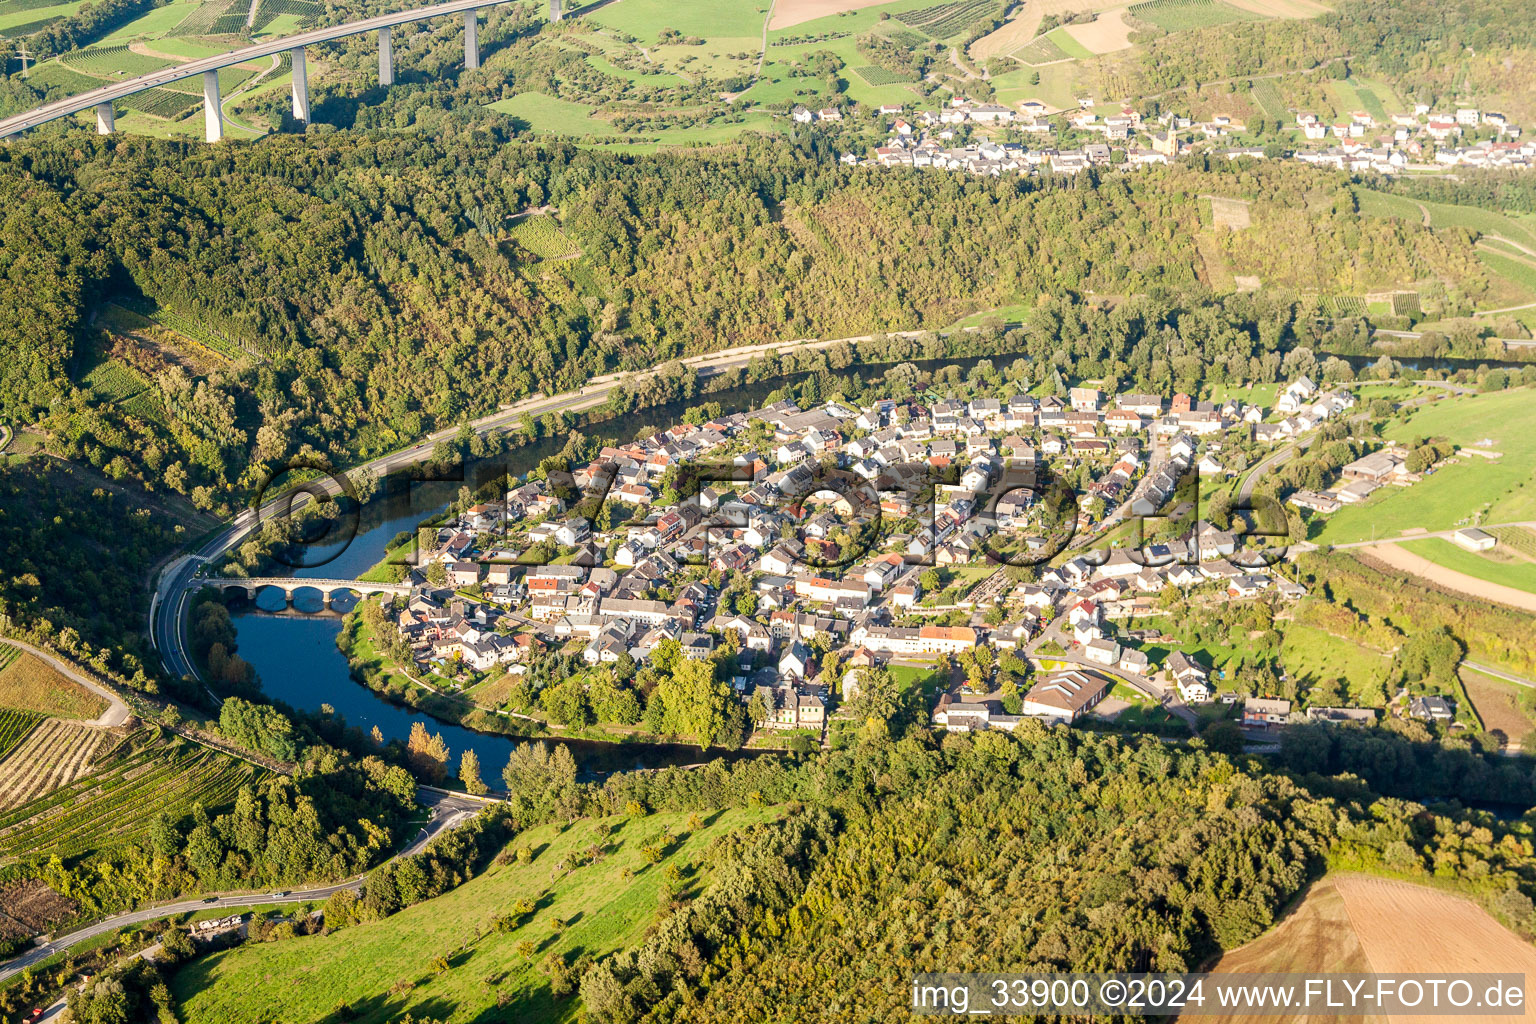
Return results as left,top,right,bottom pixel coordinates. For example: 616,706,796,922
1363,543,1536,613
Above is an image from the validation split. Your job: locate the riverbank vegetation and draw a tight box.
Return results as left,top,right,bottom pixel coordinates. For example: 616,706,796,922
339,601,750,755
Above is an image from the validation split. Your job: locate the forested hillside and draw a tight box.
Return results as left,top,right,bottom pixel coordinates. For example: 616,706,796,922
0,131,1492,516
1106,0,1536,121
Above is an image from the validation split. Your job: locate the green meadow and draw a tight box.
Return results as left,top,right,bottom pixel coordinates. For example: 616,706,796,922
1314,387,1536,544
174,807,775,1024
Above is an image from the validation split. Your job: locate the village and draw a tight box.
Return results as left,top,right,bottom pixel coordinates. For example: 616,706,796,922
352,364,1467,751
796,96,1536,179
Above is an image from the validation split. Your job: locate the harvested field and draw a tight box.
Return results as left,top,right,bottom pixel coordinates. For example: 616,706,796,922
1364,543,1536,613
1063,7,1134,52
769,0,898,29
1205,873,1536,1022
0,720,111,811
970,13,1037,57
1461,667,1535,748
0,653,110,719
0,879,77,939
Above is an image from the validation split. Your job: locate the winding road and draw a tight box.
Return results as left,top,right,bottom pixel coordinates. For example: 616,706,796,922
0,788,489,985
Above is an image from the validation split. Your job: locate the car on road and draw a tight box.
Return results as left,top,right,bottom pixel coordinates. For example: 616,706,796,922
202,896,219,903
269,891,290,898
27,1008,43,1021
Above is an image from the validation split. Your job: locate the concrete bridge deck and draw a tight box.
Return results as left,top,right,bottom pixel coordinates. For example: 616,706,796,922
0,0,528,141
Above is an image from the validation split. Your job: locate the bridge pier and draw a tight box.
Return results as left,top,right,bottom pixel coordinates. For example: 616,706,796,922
378,26,394,86
290,46,310,123
322,590,335,610
94,102,115,134
202,70,223,143
464,9,479,70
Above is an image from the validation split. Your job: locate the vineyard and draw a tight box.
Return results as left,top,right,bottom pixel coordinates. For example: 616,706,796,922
897,0,999,39
160,64,256,96
0,733,264,860
509,215,582,260
61,44,177,78
119,86,201,118
0,721,112,812
1492,527,1536,560
0,645,17,674
168,0,241,36
251,0,323,31
1322,295,1367,317
1014,34,1072,64
23,61,104,97
114,296,246,360
1250,78,1287,119
0,711,41,762
1126,0,1260,32
853,65,914,86
81,357,150,403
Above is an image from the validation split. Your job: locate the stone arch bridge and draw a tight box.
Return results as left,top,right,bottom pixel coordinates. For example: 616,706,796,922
202,577,411,609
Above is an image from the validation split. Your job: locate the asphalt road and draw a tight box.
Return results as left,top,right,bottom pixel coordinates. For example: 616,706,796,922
0,789,490,985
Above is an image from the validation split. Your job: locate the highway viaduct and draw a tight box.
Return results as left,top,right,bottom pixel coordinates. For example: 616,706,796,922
0,0,569,142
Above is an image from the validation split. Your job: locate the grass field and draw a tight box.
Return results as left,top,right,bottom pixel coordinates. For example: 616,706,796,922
1400,537,1536,595
0,654,109,719
589,0,766,44
1042,24,1094,59
1478,249,1536,303
1314,388,1536,544
488,94,620,136
0,731,264,858
98,0,198,41
174,806,775,1024
1127,0,1261,32
1355,187,1536,252
0,0,83,33
1279,622,1389,703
